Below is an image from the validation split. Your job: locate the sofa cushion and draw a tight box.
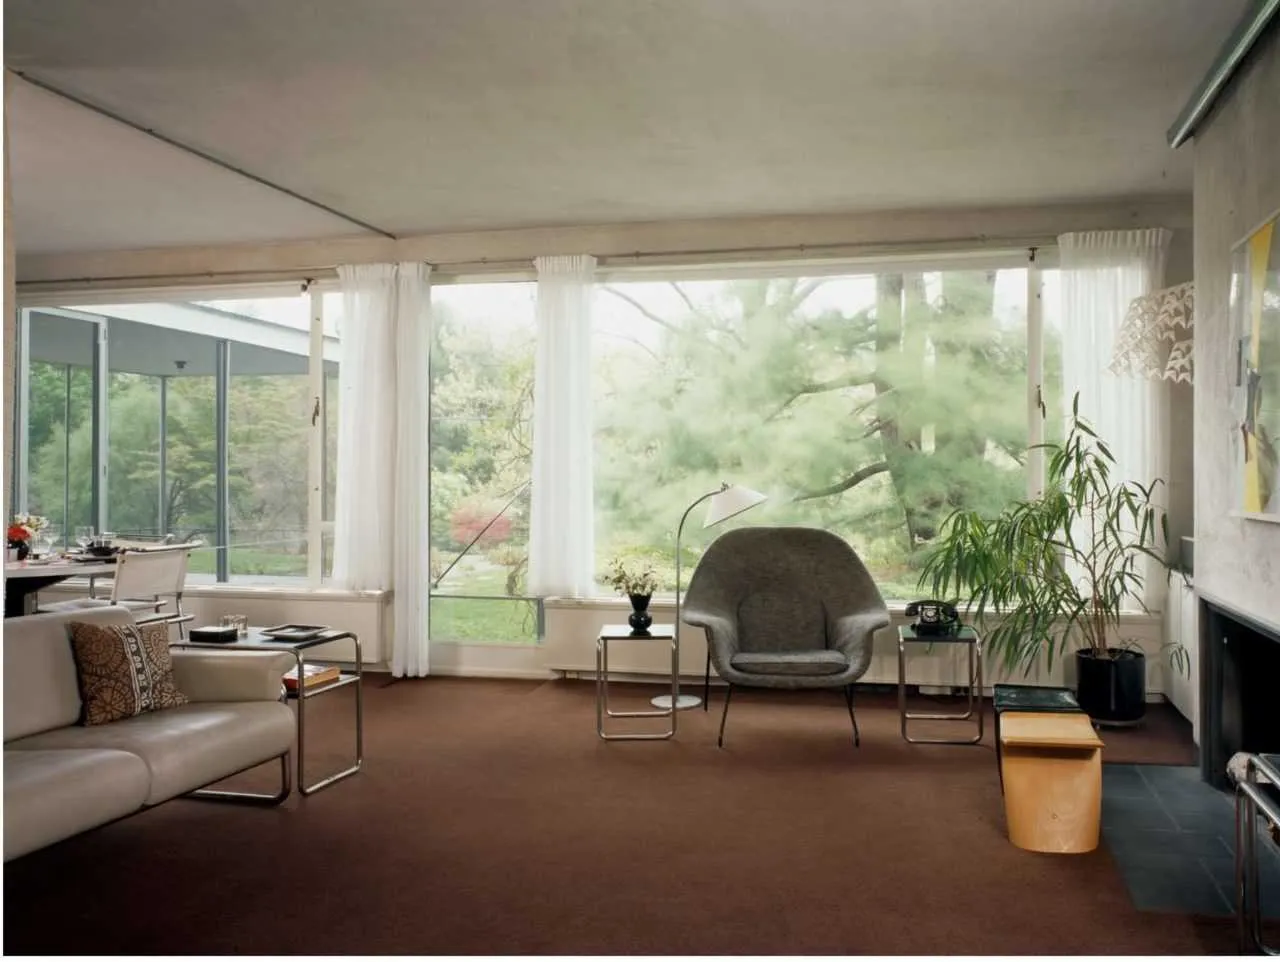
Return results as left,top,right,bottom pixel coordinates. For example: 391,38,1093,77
730,650,848,676
3,748,150,861
4,606,136,742
7,702,295,805
68,621,189,725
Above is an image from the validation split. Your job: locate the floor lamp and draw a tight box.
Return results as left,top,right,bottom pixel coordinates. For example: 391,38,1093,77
650,482,768,711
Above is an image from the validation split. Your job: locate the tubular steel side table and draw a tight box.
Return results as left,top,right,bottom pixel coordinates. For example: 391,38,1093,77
174,628,363,794
596,623,678,741
897,624,984,745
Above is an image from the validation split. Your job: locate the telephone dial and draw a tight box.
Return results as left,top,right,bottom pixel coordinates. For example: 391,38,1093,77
905,599,961,636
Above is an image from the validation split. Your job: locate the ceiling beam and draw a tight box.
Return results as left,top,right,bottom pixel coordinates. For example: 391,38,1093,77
10,70,398,240
1167,0,1280,147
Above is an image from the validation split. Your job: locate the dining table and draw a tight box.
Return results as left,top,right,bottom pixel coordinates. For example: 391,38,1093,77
3,559,116,618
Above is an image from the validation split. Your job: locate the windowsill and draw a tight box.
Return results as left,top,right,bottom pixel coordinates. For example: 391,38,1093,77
544,595,1162,620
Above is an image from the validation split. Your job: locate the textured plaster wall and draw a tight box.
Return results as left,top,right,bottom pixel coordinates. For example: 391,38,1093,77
1193,23,1280,627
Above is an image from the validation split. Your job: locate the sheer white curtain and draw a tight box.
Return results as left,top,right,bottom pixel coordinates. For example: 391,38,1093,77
529,254,596,597
333,261,432,676
1057,229,1171,609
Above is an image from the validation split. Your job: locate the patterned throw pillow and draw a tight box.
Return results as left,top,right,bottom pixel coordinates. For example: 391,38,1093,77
68,621,189,726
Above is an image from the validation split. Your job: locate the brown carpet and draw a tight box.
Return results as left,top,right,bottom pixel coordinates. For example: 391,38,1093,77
0,677,1251,955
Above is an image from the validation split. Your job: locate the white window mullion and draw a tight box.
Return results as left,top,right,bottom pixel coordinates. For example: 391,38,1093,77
307,285,324,586
1026,256,1045,499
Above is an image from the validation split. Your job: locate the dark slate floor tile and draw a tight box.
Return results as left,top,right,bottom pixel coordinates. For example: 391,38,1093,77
1103,827,1233,859
1201,855,1280,919
1103,764,1154,799
1168,807,1237,835
1138,764,1204,787
1116,852,1232,915
1151,780,1233,810
1103,797,1178,831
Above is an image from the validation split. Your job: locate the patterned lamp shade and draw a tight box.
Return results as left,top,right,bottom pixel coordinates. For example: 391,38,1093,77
1109,281,1195,383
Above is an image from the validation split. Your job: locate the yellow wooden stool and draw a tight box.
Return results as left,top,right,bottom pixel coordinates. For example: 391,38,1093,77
999,711,1104,854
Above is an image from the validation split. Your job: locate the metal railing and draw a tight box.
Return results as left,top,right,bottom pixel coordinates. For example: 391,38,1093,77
1234,752,1280,954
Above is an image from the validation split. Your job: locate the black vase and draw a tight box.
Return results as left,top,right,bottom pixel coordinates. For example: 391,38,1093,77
1075,648,1146,727
628,593,653,634
8,540,28,561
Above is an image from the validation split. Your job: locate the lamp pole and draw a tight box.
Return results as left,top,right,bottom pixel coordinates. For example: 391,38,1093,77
651,482,727,712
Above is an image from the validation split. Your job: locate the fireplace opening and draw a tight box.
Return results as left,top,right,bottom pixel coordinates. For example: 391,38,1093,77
1200,599,1280,790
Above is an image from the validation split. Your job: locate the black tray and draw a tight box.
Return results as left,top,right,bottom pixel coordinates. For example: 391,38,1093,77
189,626,239,643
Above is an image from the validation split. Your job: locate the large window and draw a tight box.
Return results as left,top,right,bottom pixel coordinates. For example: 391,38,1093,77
12,250,1062,630
15,293,333,584
427,282,538,644
593,262,1061,600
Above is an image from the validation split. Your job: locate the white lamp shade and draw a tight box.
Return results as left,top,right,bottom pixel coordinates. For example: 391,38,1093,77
703,484,768,528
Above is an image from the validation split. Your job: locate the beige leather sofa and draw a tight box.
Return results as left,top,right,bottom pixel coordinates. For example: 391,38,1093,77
3,606,296,861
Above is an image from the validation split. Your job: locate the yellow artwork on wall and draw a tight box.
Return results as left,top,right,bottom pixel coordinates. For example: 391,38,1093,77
1238,212,1280,516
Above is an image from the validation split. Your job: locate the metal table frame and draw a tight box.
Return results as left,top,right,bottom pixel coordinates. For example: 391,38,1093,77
596,623,678,741
174,628,363,795
897,624,984,745
1234,752,1280,954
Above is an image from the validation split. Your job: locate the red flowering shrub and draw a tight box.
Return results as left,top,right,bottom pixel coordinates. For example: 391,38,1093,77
449,502,513,548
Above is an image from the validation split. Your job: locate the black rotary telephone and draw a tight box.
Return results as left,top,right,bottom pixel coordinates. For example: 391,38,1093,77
905,599,961,636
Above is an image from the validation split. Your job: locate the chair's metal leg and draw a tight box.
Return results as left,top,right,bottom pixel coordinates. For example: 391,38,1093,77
844,684,860,747
717,684,734,748
703,649,711,711
186,752,292,806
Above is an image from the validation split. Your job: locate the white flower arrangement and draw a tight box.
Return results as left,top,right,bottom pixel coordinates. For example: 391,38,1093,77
602,557,658,597
9,514,49,541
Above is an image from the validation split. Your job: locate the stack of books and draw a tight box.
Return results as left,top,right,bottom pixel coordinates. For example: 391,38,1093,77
283,664,341,692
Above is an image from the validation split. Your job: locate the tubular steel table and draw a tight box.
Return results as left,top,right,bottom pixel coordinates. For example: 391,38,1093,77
174,628,363,794
897,624,984,745
4,559,116,617
596,623,678,741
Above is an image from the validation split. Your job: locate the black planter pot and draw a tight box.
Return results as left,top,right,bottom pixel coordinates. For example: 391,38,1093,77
627,593,653,634
7,539,28,561
1075,648,1146,726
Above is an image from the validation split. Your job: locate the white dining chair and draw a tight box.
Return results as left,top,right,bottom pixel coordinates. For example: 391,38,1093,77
40,542,198,637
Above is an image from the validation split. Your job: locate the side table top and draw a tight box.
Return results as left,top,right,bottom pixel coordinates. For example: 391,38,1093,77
1000,711,1103,750
599,623,675,641
178,627,356,650
898,624,979,642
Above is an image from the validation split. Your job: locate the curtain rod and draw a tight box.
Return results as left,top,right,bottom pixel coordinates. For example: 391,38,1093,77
16,235,1056,294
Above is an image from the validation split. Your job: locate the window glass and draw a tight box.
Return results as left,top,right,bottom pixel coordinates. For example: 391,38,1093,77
49,296,316,582
25,349,95,546
106,371,162,541
1039,268,1066,442
428,282,538,644
593,267,1034,601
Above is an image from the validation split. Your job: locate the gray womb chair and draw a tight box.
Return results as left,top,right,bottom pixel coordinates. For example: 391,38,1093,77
681,526,890,747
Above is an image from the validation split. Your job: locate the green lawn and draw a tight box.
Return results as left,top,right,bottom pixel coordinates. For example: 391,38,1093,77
187,548,306,578
431,564,538,644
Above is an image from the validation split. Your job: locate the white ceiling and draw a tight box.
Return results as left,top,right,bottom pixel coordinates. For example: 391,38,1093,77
4,0,1249,256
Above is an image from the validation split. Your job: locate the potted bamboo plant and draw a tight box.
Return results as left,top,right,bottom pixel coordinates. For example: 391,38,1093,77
917,395,1183,725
